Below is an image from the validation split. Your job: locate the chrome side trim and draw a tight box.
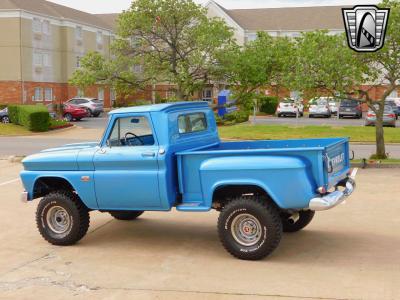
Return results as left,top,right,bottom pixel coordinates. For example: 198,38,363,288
309,177,356,211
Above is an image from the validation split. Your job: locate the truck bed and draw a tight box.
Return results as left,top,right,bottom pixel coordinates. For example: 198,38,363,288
176,138,350,211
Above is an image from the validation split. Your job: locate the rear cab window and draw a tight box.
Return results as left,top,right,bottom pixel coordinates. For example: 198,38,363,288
178,112,207,134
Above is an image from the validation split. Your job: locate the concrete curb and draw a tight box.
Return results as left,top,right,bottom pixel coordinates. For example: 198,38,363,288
0,124,77,138
351,162,400,169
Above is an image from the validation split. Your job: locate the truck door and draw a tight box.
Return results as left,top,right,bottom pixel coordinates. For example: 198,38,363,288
93,114,161,209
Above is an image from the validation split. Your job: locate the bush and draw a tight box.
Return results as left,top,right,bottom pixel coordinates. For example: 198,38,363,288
7,105,50,132
217,110,250,126
8,105,20,124
259,96,279,114
0,104,8,110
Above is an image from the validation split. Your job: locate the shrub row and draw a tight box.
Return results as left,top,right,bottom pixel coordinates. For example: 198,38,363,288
8,105,50,132
216,110,250,126
258,96,279,114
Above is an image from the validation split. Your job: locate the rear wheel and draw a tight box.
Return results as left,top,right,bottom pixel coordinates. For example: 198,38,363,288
281,210,315,232
36,191,90,245
93,112,101,118
109,211,144,220
218,196,282,260
64,113,72,122
1,116,10,123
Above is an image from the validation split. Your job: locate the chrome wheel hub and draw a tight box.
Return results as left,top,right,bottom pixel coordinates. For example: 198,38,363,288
231,213,262,246
46,206,71,234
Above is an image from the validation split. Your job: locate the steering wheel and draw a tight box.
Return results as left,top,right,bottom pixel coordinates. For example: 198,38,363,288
124,132,144,145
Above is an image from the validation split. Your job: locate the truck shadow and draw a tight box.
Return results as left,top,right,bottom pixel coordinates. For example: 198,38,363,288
82,215,397,265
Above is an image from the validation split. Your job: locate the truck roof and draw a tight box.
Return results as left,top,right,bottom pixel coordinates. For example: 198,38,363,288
109,101,209,115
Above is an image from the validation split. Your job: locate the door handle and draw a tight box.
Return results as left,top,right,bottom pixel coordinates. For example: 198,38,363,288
141,152,156,157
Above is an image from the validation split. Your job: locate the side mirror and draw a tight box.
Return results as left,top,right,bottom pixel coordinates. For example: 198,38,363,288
106,139,112,148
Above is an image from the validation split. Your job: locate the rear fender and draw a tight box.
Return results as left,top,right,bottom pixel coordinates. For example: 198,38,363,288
199,156,317,209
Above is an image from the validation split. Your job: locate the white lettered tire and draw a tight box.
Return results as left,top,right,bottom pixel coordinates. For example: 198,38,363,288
217,196,282,260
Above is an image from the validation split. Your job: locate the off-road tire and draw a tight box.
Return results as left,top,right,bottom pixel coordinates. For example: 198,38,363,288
109,211,144,220
217,196,282,260
36,191,90,246
281,210,315,232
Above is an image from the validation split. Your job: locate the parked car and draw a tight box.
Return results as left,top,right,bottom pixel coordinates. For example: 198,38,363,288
365,105,396,127
385,100,400,119
328,99,339,114
20,102,357,260
309,97,331,118
0,107,9,123
338,99,362,119
66,98,104,117
62,104,88,122
276,98,303,117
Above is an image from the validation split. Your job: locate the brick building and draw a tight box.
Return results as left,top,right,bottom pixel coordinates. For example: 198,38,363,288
0,0,114,107
0,0,397,107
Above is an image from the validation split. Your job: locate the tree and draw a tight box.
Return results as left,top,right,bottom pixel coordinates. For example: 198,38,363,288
70,0,233,101
218,32,295,109
290,0,400,159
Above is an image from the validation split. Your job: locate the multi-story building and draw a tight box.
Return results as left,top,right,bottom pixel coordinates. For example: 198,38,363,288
0,0,115,107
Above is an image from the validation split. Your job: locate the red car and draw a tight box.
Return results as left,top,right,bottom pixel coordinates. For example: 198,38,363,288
62,104,88,122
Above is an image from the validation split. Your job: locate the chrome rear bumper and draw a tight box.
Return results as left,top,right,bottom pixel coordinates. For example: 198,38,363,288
309,170,357,211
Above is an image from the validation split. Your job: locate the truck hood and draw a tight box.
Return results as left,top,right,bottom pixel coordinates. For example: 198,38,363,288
22,142,99,171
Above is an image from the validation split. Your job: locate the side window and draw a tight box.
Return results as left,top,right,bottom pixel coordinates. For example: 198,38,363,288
108,116,154,147
178,112,207,134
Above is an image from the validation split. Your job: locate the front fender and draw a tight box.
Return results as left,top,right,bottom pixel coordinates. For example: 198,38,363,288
199,155,317,209
20,171,98,209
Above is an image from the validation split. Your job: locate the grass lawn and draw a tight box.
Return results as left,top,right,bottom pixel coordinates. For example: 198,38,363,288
0,123,31,136
352,158,400,164
218,124,400,143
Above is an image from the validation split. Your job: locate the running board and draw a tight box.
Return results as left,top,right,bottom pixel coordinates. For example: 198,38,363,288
176,202,210,212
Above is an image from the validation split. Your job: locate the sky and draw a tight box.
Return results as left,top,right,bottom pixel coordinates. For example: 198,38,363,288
48,0,379,14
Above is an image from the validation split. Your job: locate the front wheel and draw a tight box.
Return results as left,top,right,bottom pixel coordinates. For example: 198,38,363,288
1,116,10,123
109,211,144,220
218,196,282,260
281,210,315,232
36,191,90,245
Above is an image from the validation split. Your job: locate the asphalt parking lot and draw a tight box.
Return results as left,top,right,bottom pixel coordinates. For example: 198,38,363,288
0,160,399,299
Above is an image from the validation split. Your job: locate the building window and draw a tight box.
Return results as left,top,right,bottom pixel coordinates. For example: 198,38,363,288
202,88,213,101
76,26,83,40
33,18,42,33
34,87,43,101
77,88,84,97
96,31,103,49
44,88,53,101
110,89,116,103
76,56,81,68
33,52,42,66
98,87,105,101
42,20,50,35
43,53,51,67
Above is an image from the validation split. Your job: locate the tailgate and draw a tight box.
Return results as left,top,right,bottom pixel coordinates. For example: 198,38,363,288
325,139,350,187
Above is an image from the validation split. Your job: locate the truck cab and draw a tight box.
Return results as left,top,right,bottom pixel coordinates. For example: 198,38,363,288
20,102,356,260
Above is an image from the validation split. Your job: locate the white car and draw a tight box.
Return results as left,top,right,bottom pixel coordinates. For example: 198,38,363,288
329,100,339,114
309,97,331,118
276,99,303,117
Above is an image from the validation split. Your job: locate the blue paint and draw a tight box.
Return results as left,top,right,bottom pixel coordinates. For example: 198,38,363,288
20,101,351,212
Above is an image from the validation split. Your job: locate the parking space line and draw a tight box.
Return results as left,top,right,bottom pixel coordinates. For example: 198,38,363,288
0,178,20,187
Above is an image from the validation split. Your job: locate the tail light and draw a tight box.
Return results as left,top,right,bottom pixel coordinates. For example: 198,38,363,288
367,113,374,118
388,114,395,118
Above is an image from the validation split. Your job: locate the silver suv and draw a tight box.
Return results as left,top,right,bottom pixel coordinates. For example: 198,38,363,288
66,98,104,117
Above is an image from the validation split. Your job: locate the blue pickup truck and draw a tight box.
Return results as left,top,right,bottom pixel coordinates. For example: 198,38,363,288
20,102,356,260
